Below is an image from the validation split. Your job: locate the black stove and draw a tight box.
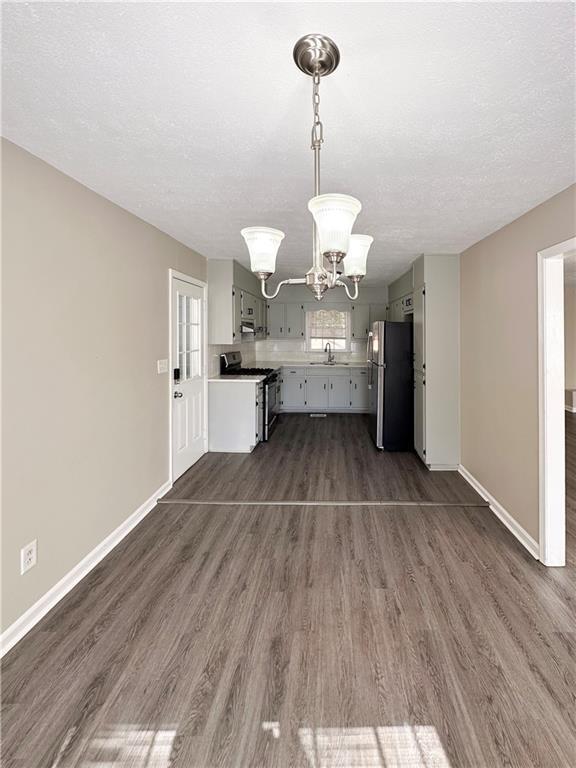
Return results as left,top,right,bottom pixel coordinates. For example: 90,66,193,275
219,352,275,378
222,366,274,376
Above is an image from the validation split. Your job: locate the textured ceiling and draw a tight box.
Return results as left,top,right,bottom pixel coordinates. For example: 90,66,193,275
2,2,575,285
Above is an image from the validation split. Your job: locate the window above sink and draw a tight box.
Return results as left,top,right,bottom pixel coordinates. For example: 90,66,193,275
306,308,350,352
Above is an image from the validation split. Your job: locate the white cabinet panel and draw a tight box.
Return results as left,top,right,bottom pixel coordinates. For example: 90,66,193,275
414,369,426,462
351,373,369,409
413,286,425,373
286,303,305,338
306,376,329,408
351,304,370,339
267,303,285,338
233,288,242,341
282,376,306,408
241,290,257,320
328,376,350,407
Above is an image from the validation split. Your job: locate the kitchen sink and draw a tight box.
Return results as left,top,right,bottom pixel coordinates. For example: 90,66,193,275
309,361,349,365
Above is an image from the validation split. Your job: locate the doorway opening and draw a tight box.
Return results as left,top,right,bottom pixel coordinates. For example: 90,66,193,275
538,237,576,566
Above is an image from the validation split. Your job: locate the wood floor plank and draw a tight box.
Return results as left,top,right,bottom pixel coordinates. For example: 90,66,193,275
2,415,575,767
164,414,484,505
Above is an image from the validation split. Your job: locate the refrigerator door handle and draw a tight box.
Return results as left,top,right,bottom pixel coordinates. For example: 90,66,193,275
366,331,373,364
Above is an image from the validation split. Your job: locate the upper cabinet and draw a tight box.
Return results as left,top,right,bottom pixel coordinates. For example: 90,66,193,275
351,304,370,339
387,268,414,322
267,303,305,338
286,304,305,338
413,285,425,373
208,260,265,344
267,302,286,338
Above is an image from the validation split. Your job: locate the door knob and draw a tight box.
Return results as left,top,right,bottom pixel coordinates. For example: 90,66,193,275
173,391,183,398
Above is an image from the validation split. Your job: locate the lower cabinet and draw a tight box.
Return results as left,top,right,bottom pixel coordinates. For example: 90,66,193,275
328,377,350,408
280,367,369,412
414,369,426,462
281,376,306,408
306,376,329,409
351,373,369,409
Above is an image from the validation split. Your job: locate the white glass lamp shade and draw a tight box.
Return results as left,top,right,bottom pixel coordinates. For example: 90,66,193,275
343,234,373,277
307,194,362,255
240,227,285,275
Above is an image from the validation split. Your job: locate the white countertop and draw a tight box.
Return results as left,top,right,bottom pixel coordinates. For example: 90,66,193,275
208,374,267,383
256,360,368,369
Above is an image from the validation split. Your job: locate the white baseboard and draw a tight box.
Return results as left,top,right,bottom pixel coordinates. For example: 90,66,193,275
0,479,172,658
427,464,460,471
565,405,576,413
458,465,539,560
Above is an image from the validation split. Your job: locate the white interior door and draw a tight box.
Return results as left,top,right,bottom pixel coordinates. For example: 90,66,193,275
172,277,206,480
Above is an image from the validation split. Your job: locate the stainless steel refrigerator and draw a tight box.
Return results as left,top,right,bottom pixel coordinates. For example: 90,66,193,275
367,321,413,450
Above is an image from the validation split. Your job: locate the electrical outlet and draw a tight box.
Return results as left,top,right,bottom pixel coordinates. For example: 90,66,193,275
20,540,37,574
157,359,168,374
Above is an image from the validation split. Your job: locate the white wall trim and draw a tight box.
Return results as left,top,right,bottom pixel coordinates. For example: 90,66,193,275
427,464,460,471
537,237,575,566
0,479,172,658
458,465,539,560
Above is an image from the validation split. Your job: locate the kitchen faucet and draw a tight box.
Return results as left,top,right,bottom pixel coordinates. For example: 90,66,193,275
324,342,335,364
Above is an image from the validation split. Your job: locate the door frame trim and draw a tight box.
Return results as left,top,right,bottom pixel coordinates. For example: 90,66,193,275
537,236,575,566
168,269,208,483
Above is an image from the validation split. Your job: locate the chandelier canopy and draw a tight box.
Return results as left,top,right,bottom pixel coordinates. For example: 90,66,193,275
240,34,373,301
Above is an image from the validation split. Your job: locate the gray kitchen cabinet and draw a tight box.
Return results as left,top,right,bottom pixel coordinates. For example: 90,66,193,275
267,303,285,338
351,371,369,409
414,369,426,462
208,260,262,344
328,376,350,407
241,290,257,320
413,286,425,373
351,304,370,339
285,303,305,338
306,376,329,408
233,287,242,340
281,375,306,408
254,297,267,337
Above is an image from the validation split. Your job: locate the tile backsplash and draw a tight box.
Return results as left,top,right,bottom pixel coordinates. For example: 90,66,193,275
208,339,366,375
253,339,367,363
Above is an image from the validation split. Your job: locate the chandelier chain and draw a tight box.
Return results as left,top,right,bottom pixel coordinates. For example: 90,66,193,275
311,70,324,148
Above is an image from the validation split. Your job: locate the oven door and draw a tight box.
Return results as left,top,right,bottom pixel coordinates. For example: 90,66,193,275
264,374,280,440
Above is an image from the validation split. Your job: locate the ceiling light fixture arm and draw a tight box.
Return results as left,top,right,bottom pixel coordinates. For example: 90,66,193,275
336,277,360,301
259,276,306,300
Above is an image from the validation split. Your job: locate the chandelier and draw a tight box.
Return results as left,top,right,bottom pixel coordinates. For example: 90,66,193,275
241,34,373,302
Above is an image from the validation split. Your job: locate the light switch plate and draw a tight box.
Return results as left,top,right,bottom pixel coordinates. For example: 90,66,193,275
157,359,168,374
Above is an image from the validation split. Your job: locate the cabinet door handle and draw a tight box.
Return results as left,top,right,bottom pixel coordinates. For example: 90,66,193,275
299,383,302,389
330,383,333,389
288,328,291,333
324,383,326,390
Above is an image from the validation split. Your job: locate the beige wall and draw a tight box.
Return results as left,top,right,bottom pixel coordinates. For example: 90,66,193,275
565,282,576,389
1,140,206,631
461,185,576,541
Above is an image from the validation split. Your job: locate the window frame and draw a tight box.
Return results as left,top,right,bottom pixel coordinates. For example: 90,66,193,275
305,307,351,353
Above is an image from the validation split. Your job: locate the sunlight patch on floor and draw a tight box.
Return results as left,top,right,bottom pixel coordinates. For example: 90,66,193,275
298,725,450,768
51,725,177,768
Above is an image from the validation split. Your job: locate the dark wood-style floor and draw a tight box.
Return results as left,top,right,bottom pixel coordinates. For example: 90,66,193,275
2,415,575,767
164,415,483,505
